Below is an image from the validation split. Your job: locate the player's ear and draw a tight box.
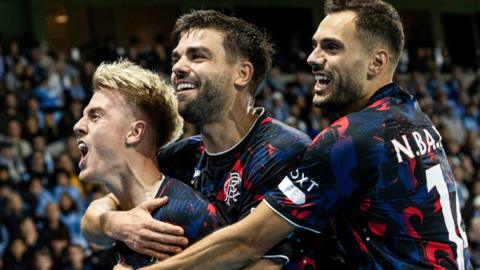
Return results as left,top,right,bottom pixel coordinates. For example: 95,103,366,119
126,120,146,145
234,60,254,90
367,49,389,79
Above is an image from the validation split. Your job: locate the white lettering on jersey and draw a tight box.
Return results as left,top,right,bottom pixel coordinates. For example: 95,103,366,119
290,169,319,192
391,129,442,163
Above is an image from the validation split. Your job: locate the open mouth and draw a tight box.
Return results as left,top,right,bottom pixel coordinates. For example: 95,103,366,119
77,141,89,169
315,74,332,87
313,73,332,93
176,82,199,92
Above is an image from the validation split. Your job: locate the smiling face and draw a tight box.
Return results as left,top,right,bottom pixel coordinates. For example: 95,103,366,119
308,11,369,113
73,90,135,183
170,28,237,124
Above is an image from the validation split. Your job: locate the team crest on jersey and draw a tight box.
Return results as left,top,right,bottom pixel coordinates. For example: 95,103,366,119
224,172,242,206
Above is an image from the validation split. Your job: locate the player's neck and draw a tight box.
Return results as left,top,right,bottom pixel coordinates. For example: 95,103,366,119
200,105,259,154
107,151,163,210
340,77,393,116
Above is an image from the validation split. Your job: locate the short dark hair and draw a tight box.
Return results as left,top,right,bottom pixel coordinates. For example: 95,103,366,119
324,0,404,67
172,10,274,96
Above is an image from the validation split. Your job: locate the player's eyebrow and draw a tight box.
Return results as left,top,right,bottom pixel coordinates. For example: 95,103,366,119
82,106,104,117
320,38,344,48
171,46,213,60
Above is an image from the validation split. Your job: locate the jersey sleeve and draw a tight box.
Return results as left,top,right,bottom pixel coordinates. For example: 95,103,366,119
264,117,367,233
240,126,311,265
157,136,203,183
153,177,226,242
116,177,227,269
238,130,311,219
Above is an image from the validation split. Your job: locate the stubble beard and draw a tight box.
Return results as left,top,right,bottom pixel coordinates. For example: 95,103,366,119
314,69,364,113
179,74,231,125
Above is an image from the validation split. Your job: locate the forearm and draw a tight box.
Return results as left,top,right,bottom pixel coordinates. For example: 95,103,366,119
141,226,260,270
81,193,121,247
139,202,294,270
244,259,283,270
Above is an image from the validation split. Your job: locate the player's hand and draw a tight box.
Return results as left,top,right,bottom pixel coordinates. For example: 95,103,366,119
113,262,133,270
104,197,189,260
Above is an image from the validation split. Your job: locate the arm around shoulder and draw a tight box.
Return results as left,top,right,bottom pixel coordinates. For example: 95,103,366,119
81,193,121,248
139,201,295,270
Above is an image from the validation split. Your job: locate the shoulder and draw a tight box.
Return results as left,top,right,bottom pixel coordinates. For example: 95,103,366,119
158,135,203,157
309,109,387,156
256,116,311,150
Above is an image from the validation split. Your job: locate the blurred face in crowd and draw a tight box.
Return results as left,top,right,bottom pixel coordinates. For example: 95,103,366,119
68,245,85,267
10,238,27,260
7,192,23,213
307,11,368,113
46,202,61,222
34,252,53,270
171,28,236,124
73,90,135,183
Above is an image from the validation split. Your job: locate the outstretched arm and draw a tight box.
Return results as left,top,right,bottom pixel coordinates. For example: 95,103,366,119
81,195,189,260
139,201,295,270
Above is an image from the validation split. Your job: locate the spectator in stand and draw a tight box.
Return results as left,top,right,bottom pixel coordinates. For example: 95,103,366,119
33,75,63,111
65,244,92,270
7,119,32,159
27,97,46,130
58,192,87,248
5,62,23,91
49,231,70,269
43,112,61,143
0,139,28,183
2,238,29,270
28,150,53,187
38,202,71,249
67,75,87,102
33,249,54,270
24,177,56,217
0,93,25,133
24,115,41,143
18,216,41,253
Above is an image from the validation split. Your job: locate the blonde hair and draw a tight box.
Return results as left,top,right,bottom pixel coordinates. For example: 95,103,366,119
93,59,183,148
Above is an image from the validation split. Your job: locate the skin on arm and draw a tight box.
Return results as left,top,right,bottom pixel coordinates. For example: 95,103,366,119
81,194,189,260
243,259,283,270
81,193,121,248
139,201,296,270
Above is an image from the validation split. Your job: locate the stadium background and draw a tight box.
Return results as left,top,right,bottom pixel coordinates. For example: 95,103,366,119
0,0,480,269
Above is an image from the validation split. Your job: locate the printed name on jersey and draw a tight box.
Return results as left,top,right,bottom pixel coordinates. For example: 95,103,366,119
278,169,319,205
224,171,242,206
391,126,443,163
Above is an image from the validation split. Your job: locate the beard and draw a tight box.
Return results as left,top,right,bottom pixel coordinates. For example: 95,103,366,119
314,65,364,113
178,74,230,125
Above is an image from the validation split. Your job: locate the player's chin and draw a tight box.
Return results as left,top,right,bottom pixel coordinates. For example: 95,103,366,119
78,169,92,183
312,94,330,107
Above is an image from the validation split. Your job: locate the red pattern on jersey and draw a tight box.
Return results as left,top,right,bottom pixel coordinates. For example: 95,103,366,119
368,98,390,111
403,207,423,238
424,241,456,269
368,222,386,237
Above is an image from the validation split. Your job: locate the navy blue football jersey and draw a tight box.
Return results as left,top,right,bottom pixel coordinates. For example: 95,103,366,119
116,176,226,269
158,108,345,268
265,83,471,269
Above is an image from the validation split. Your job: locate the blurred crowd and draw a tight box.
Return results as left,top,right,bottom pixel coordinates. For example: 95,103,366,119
0,33,479,270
